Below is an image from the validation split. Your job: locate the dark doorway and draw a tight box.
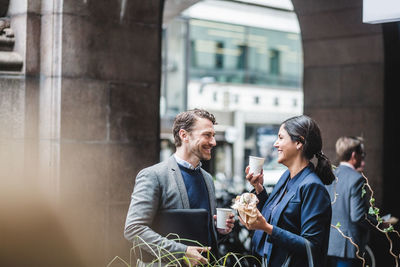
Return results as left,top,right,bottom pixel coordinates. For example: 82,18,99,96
373,21,400,267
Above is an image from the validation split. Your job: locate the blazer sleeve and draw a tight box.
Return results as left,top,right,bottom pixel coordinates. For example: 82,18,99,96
268,182,331,257
350,176,367,223
252,187,268,211
124,168,187,257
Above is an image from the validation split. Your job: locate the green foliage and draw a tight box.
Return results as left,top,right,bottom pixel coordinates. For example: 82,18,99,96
335,222,341,228
107,235,261,267
368,206,379,216
383,225,394,233
370,198,375,205
361,188,366,198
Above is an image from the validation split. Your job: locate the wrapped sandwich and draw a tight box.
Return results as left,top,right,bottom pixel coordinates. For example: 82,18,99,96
231,192,258,224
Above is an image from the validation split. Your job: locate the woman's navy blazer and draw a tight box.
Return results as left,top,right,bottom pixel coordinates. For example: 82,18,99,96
254,165,332,267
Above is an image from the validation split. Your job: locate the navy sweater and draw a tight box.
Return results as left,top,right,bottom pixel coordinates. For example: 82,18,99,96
177,164,213,246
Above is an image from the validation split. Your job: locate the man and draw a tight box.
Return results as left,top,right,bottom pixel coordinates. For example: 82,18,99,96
327,136,368,267
124,109,234,266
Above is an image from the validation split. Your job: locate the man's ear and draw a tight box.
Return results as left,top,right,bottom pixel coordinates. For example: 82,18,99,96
179,129,188,142
351,151,357,160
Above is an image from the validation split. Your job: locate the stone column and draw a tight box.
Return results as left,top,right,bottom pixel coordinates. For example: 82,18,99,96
0,0,29,184
38,0,163,265
292,0,384,204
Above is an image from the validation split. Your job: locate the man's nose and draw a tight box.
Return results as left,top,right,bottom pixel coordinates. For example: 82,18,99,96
210,136,216,147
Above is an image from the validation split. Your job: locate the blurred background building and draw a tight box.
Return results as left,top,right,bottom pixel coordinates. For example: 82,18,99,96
160,0,303,192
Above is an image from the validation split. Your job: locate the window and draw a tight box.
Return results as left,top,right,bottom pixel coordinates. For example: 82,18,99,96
237,44,247,70
188,19,302,88
269,49,280,75
234,94,239,104
215,42,224,69
190,40,197,67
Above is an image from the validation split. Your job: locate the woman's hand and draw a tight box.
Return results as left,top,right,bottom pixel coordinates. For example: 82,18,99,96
245,166,264,194
238,209,273,234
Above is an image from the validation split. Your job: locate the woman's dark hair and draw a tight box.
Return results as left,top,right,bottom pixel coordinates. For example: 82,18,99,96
282,115,335,185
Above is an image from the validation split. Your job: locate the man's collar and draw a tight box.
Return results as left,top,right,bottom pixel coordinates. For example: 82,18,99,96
340,162,355,170
174,154,202,170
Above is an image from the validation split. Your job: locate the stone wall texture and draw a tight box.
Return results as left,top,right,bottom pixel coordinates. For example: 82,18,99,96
293,0,384,203
0,0,391,265
1,0,162,266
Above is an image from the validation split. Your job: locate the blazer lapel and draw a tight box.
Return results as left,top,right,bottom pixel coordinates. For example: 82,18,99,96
264,169,290,207
201,169,216,213
200,168,219,243
264,166,312,258
168,156,190,209
270,166,312,226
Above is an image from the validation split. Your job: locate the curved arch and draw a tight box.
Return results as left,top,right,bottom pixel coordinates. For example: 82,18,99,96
292,0,384,203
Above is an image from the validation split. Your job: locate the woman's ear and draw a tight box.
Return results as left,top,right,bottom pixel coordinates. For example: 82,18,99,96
296,141,303,150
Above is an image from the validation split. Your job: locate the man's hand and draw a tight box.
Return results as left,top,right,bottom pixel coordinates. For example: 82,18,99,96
213,213,235,234
184,246,209,266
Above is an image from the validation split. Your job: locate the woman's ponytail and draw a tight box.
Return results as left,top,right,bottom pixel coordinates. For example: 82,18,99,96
315,151,335,185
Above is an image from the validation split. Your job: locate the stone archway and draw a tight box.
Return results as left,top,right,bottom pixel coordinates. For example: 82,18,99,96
2,0,165,265
0,0,391,265
292,0,384,202
291,1,400,265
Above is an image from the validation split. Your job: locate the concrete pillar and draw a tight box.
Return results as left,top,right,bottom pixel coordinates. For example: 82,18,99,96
233,110,245,192
54,1,163,264
1,0,163,265
292,0,384,204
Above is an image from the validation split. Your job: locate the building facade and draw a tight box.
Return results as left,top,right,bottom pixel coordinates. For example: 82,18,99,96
161,0,303,191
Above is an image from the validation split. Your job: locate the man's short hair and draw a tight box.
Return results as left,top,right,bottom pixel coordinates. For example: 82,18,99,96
336,136,364,162
172,109,216,147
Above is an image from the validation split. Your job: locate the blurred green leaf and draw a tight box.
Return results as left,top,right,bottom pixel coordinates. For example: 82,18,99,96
369,207,375,215
361,188,366,198
383,226,394,233
370,198,375,205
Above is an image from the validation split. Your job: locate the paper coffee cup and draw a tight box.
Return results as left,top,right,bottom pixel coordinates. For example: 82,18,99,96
249,156,265,175
216,208,232,229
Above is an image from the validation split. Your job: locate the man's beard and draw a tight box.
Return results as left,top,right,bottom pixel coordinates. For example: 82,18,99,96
192,146,211,161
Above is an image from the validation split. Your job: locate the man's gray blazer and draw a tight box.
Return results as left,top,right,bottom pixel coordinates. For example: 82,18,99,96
124,155,218,259
326,164,369,258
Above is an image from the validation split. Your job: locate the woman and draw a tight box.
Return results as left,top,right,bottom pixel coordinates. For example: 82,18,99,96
240,115,335,267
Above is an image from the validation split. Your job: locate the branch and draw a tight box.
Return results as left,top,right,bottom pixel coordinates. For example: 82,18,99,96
331,224,366,267
331,174,339,205
365,217,399,267
361,172,399,267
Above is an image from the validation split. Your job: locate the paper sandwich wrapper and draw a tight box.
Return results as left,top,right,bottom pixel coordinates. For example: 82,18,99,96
231,192,259,224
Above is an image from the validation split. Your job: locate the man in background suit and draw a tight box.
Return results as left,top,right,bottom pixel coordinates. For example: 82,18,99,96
124,109,234,266
327,136,368,267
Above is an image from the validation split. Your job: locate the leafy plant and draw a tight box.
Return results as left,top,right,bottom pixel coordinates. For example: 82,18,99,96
331,170,400,267
107,234,260,267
